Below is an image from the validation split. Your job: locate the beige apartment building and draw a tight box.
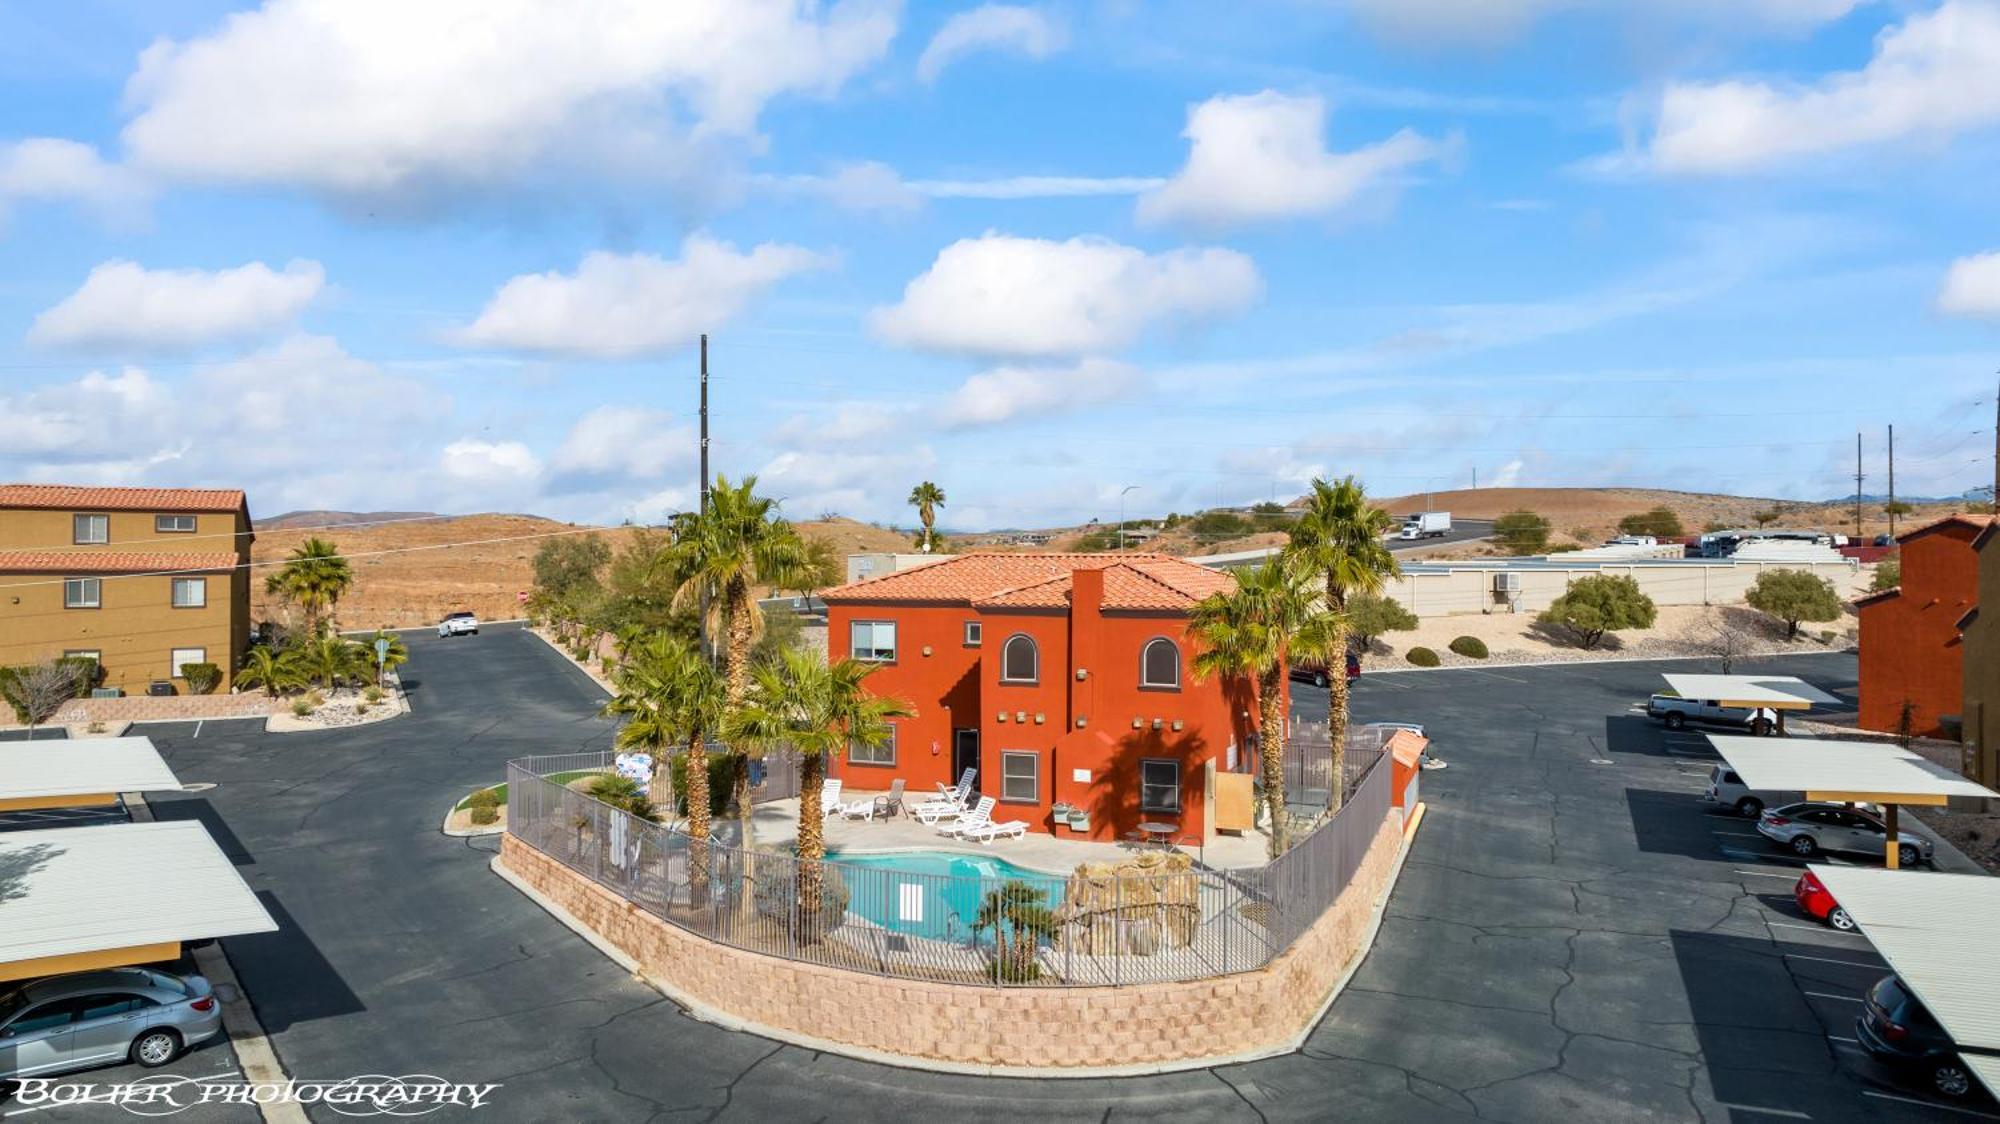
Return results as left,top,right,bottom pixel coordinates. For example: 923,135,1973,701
0,485,253,695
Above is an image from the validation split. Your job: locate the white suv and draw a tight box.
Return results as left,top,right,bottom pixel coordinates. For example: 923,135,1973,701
1646,694,1777,735
438,611,479,638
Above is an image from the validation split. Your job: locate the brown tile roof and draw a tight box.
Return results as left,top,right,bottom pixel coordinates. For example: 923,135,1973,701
1896,514,1995,545
0,484,247,514
823,552,1236,612
0,551,241,574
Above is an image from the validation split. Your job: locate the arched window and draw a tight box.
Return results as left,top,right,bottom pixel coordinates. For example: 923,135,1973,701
1140,637,1180,689
1001,634,1039,684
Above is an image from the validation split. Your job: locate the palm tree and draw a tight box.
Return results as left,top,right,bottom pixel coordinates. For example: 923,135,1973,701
728,647,912,941
264,537,353,636
294,633,365,689
1189,558,1331,857
601,630,727,899
974,880,1059,983
668,476,810,842
1282,476,1400,813
236,645,305,698
360,629,409,687
907,481,946,553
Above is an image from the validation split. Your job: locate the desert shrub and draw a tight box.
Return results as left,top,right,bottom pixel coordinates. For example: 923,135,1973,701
362,685,385,704
669,753,734,817
469,803,500,826
466,787,501,824
1745,569,1843,639
1492,510,1551,555
181,662,222,696
1189,510,1253,538
1346,592,1418,648
0,660,95,725
1406,646,1441,667
1448,635,1489,659
755,852,851,933
1538,574,1657,649
290,697,317,718
1618,506,1684,539
1868,559,1900,593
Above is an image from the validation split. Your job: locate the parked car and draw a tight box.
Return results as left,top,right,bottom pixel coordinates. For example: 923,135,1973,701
1756,802,1933,865
1646,693,1779,735
1857,973,1973,1098
0,968,219,1079
438,611,480,637
1290,650,1361,688
1792,870,1857,931
1704,764,1794,819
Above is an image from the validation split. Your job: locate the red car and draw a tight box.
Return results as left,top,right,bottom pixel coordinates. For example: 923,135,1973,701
1794,870,1856,931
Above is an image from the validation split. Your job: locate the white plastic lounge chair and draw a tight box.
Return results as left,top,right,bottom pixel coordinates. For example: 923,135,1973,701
913,798,971,826
819,780,844,818
936,796,997,838
964,818,1028,844
841,779,902,821
913,768,975,813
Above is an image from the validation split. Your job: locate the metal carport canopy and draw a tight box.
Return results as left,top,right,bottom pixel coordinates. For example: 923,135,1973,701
1808,866,2000,1097
0,820,277,980
1662,674,1843,710
0,736,180,804
1705,737,2000,805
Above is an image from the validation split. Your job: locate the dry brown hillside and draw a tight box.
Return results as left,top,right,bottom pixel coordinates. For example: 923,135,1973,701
252,514,911,631
1371,487,1979,545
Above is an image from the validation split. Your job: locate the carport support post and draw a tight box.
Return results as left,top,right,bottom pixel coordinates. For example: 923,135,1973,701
1885,803,1900,870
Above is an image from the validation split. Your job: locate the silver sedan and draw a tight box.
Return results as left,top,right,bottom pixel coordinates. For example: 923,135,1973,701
0,968,221,1079
1756,802,1935,866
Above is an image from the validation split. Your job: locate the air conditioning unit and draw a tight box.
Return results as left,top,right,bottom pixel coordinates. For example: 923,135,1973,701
89,687,122,699
147,681,176,697
1494,572,1523,592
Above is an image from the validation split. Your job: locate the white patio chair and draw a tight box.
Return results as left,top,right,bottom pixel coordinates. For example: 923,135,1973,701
936,796,997,838
964,818,1028,844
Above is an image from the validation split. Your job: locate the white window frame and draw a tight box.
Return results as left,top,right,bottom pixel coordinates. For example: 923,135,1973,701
64,578,101,609
63,649,101,665
1000,751,1039,804
849,620,897,662
1140,637,1181,690
963,620,982,647
155,514,197,534
170,648,206,678
73,513,108,545
171,577,207,609
850,724,896,766
1140,759,1182,813
1000,634,1039,684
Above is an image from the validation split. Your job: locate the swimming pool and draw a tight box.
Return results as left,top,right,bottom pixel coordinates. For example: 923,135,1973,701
829,849,1067,940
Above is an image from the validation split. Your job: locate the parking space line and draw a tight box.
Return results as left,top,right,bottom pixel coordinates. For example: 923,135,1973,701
1803,991,1862,1002
1463,669,1531,683
1736,869,1799,879
1716,1106,1811,1121
1769,921,1863,937
1862,1090,2000,1120
1786,953,1886,969
1713,831,1765,838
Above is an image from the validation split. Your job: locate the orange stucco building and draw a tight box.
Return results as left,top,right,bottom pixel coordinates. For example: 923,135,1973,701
1855,515,1988,738
820,553,1274,844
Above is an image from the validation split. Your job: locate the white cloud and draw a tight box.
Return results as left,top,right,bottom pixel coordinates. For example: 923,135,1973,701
551,405,695,480
869,234,1261,358
917,5,1064,83
1939,251,2000,318
0,138,149,227
1136,92,1452,229
1622,1,2000,175
939,358,1139,427
454,236,828,358
1339,0,1865,49
756,161,925,213
29,259,324,351
117,0,898,202
909,174,1165,199
441,439,544,485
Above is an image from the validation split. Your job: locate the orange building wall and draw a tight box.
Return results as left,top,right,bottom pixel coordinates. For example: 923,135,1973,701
1857,522,1981,737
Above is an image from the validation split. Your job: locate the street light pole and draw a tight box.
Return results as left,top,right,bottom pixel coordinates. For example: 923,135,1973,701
1118,485,1138,551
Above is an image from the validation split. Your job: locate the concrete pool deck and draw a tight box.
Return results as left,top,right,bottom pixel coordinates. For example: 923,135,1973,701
746,792,1278,871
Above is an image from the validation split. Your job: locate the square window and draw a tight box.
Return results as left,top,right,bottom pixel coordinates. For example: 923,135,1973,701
849,620,897,662
170,648,206,678
73,514,108,544
963,620,982,647
171,577,207,608
64,578,101,608
63,650,100,664
1140,759,1181,813
850,725,896,766
155,514,197,533
1000,751,1039,803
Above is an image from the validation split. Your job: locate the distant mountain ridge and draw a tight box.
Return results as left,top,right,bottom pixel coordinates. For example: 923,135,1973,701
258,509,446,530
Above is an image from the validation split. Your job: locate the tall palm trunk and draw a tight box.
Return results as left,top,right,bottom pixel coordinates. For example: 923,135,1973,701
795,751,827,942
722,578,758,914
1325,579,1350,814
685,730,711,906
1259,665,1289,857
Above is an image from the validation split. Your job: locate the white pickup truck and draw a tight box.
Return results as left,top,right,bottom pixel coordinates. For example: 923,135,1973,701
1645,693,1777,736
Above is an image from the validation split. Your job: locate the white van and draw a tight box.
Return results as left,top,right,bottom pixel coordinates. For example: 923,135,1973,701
1646,694,1778,735
1704,763,1879,820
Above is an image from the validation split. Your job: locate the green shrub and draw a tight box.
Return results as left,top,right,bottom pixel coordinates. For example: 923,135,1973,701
1448,635,1489,659
469,803,500,826
669,753,734,817
1745,568,1844,639
1869,559,1900,593
362,685,385,704
1492,510,1551,555
468,787,501,810
1538,574,1658,649
290,697,317,717
1618,506,1685,539
755,855,851,934
1346,592,1418,648
181,662,222,696
1406,646,1441,667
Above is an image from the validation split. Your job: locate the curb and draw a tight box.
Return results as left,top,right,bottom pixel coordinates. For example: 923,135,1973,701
491,811,1417,1079
1358,648,1855,676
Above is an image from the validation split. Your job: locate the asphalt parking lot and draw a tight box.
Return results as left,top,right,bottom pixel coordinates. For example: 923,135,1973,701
3,629,1986,1122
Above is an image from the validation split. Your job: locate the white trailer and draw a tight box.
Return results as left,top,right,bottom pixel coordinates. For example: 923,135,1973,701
1399,512,1452,540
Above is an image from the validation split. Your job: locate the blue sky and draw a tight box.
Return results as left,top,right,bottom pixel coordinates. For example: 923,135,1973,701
1,0,1997,531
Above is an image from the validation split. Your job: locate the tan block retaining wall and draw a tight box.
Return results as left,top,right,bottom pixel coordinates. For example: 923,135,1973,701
11,692,279,729
498,810,1405,1073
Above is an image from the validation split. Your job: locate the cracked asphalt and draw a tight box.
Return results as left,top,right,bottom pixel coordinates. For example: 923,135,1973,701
9,628,1986,1122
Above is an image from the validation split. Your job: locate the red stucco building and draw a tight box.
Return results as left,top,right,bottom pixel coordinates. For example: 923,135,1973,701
1855,515,1988,738
819,553,1272,844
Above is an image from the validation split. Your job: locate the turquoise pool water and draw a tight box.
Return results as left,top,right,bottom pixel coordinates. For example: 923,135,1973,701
829,850,1067,940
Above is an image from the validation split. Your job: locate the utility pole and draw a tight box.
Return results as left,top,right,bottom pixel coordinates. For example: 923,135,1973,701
1887,424,1896,538
1854,432,1865,543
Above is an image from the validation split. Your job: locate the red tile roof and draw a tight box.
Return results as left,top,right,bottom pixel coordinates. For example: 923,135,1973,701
1896,514,1994,545
0,551,241,574
0,484,247,514
822,552,1236,612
